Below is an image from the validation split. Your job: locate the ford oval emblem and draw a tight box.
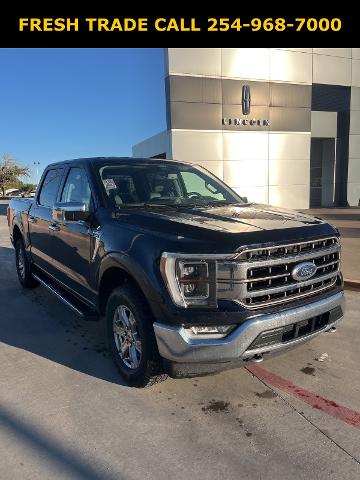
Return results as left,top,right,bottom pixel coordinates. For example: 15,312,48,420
291,262,317,282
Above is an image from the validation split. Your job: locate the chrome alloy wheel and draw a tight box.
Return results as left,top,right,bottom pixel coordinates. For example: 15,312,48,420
17,246,26,280
113,305,142,369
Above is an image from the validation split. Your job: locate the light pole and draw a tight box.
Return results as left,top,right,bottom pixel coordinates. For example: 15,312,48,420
33,161,40,184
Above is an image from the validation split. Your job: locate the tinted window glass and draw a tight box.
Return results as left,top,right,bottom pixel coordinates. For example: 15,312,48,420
180,171,226,201
38,168,63,207
98,163,242,207
61,167,92,208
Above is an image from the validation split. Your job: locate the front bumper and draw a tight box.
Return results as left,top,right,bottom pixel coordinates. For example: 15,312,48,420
154,291,345,364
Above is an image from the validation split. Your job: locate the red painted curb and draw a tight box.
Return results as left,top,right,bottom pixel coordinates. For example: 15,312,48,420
247,365,360,429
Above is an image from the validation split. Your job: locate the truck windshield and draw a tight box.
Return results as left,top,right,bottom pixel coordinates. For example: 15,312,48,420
97,163,244,207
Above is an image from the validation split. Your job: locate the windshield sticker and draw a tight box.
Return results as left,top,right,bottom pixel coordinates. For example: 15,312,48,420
103,178,117,190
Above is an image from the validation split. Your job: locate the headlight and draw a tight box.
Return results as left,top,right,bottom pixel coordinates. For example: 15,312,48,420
160,253,218,307
178,261,209,299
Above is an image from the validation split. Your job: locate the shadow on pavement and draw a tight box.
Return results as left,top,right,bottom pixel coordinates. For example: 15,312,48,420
0,404,121,480
0,246,127,387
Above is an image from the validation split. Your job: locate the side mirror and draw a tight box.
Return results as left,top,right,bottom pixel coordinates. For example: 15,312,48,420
242,196,248,204
53,202,90,223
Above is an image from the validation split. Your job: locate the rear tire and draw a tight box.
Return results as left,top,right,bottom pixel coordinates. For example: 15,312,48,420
15,239,38,288
106,285,167,388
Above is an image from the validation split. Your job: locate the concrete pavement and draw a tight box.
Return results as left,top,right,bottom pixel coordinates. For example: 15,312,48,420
0,201,359,479
304,208,360,283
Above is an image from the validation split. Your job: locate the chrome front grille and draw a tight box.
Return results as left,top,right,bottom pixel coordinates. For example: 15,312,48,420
216,237,341,309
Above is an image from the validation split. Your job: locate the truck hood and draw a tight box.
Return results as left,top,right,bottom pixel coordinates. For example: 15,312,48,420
113,202,337,242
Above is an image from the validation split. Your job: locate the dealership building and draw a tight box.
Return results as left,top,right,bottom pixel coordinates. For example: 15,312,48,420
133,48,360,209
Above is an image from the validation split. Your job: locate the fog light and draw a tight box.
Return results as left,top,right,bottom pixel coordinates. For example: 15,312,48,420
185,325,235,339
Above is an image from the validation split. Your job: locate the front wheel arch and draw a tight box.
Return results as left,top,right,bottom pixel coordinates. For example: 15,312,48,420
97,253,164,316
98,266,150,316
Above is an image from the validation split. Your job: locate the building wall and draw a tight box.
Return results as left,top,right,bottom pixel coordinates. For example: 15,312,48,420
348,86,360,206
167,48,314,209
133,48,360,208
348,48,360,206
132,130,170,158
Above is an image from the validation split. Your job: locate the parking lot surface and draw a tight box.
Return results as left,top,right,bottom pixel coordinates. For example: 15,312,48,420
304,208,360,283
0,201,359,479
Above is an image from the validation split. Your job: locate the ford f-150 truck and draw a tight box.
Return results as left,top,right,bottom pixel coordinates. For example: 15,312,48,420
7,157,345,387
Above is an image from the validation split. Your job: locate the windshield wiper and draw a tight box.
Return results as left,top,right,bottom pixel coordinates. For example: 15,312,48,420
116,203,182,209
182,201,238,208
202,201,237,207
116,201,244,210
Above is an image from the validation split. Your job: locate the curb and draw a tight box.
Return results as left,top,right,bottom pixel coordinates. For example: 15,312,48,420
344,279,360,291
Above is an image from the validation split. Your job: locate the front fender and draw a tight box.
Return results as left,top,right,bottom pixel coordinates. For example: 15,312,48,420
97,252,165,306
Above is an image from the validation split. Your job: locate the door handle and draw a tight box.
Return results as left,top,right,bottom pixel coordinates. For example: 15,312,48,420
28,215,37,224
48,222,60,232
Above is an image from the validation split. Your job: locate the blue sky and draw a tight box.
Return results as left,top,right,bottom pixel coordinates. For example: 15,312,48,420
0,48,166,183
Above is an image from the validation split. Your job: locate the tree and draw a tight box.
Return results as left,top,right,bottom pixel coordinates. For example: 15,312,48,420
0,154,30,197
21,183,37,194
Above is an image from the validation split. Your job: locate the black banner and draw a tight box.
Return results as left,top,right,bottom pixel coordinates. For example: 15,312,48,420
0,7,356,47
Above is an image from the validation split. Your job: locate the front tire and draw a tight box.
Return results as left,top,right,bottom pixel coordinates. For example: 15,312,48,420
15,239,38,288
106,285,167,388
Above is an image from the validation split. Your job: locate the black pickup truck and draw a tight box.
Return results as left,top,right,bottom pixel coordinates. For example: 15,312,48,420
8,157,344,387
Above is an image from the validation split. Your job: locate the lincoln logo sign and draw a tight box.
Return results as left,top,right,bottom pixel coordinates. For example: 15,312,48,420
222,84,270,127
291,262,317,282
242,84,251,115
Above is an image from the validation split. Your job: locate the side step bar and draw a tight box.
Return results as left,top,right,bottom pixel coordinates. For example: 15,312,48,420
32,273,98,320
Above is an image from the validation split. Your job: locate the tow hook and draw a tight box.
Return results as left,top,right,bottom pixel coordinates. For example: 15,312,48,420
327,326,337,333
244,353,264,363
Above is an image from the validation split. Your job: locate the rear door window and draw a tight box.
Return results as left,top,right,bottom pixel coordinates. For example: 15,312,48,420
38,168,64,207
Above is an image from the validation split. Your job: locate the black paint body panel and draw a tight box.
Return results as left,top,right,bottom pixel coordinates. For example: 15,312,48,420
9,157,340,327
